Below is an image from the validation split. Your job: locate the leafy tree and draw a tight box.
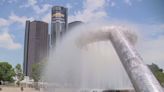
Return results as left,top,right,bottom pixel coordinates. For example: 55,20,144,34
148,63,161,72
148,63,164,86
0,62,15,83
155,71,164,84
31,60,47,82
15,64,24,86
31,62,44,82
31,62,45,90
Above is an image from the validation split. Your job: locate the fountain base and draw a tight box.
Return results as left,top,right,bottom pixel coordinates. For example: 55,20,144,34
102,89,135,92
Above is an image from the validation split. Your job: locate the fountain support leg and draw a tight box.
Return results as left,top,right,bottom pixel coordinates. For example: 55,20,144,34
109,29,163,92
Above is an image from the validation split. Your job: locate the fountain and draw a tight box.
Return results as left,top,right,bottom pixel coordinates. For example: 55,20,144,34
44,23,163,92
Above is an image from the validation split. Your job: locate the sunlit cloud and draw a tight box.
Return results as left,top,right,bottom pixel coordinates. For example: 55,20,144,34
0,30,21,50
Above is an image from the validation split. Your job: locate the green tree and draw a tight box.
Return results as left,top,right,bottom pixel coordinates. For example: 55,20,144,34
148,63,164,86
148,63,161,72
31,63,43,82
0,62,15,83
31,59,47,82
15,64,24,86
31,62,44,90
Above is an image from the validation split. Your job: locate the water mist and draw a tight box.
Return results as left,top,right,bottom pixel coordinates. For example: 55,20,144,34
44,23,163,92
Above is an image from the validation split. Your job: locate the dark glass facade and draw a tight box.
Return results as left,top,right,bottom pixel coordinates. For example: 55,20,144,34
23,21,49,77
23,21,30,76
68,21,83,30
51,6,67,47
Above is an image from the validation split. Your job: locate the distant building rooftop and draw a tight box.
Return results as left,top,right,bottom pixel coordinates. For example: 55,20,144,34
68,21,84,30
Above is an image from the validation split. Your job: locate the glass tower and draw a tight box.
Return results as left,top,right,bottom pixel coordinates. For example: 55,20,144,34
23,21,49,77
51,6,67,47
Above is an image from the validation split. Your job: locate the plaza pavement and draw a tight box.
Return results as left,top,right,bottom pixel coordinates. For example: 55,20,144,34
0,86,41,92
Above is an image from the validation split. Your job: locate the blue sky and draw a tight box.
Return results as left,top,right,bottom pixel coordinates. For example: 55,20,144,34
0,0,164,69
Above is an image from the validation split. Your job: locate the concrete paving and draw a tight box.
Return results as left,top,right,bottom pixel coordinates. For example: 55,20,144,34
0,86,40,92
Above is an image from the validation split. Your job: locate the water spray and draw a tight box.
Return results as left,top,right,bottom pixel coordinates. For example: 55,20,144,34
45,24,163,92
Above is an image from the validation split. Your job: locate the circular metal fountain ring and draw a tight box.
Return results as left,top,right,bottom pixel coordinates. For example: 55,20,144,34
76,26,137,48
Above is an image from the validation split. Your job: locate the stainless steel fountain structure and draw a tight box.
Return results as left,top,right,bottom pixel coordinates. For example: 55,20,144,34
108,27,163,92
79,26,164,92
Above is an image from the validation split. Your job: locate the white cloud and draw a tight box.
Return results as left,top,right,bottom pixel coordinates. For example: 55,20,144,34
85,0,105,10
32,4,52,14
0,0,17,4
7,0,18,4
28,0,37,6
123,0,143,6
42,13,51,23
20,0,52,14
68,0,107,23
159,24,164,29
0,12,34,28
111,2,116,7
9,13,34,26
0,12,33,50
124,0,132,6
66,3,72,9
0,18,10,27
0,31,21,50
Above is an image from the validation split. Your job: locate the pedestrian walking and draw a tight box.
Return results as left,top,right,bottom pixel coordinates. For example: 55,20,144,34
21,86,24,92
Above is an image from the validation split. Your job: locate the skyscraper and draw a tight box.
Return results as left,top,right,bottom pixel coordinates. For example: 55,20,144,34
68,21,83,31
51,6,67,47
23,20,49,77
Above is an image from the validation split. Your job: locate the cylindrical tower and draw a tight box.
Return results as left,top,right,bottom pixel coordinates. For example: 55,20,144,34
51,6,67,47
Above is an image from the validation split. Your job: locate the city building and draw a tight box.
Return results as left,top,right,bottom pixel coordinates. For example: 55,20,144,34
68,21,83,31
23,20,49,77
51,6,68,47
